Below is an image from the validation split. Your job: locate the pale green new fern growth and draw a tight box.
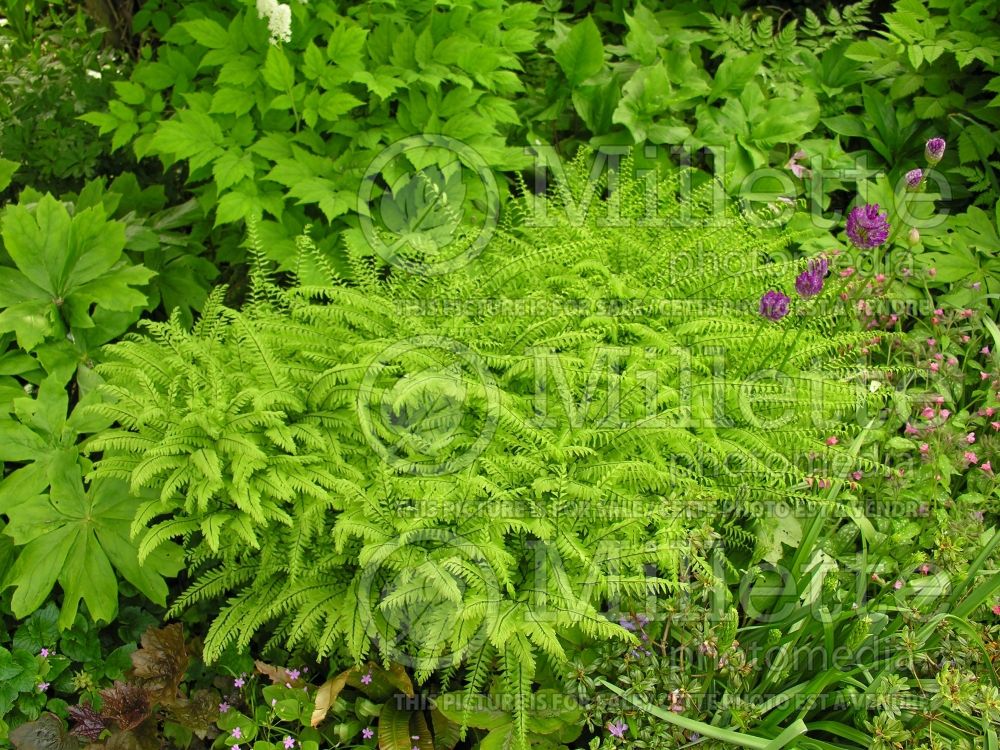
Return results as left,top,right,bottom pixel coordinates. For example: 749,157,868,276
84,151,888,747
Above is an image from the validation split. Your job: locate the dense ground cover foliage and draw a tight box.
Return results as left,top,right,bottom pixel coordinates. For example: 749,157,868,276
1,1,1000,749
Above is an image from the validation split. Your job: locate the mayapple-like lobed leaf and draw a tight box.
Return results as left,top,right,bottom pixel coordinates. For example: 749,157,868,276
0,194,154,351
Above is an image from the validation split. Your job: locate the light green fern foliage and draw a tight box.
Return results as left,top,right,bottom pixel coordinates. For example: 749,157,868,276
84,151,886,745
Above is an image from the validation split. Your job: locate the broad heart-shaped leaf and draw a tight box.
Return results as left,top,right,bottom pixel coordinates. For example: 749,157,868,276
2,452,183,627
9,712,81,750
553,16,603,86
0,195,153,350
130,623,189,703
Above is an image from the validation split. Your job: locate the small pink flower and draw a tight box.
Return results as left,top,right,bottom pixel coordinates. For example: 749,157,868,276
852,471,863,480
40,648,50,658
826,436,838,446
947,357,958,367
287,669,301,681
361,673,373,685
362,728,375,740
940,409,950,419
919,564,931,574
283,737,296,749
993,604,1000,616
929,362,939,372
38,682,49,692
934,308,944,316
982,461,994,476
962,334,971,343
921,407,935,419
961,309,974,319
928,268,937,277
967,432,976,444
219,702,230,713
875,273,886,283
934,395,945,404
982,372,991,380
992,421,1000,431
893,580,903,590
984,407,995,417
232,728,242,740
983,347,991,355
933,352,943,361
905,422,919,435
927,338,936,347
234,677,245,688
965,451,979,465
919,443,929,454
840,267,855,278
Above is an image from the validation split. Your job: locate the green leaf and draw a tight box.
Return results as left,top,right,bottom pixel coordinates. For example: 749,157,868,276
179,18,230,49
553,16,604,86
318,90,364,120
377,703,413,750
214,150,256,191
263,46,295,91
710,52,763,102
0,159,19,192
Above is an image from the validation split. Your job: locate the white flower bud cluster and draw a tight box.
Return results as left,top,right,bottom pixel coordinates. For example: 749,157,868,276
257,0,292,44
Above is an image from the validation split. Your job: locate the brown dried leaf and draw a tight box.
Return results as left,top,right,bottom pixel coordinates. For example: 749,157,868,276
254,660,305,688
129,623,189,704
310,668,355,727
10,714,80,750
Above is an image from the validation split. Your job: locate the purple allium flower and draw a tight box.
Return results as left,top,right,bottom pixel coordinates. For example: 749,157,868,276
759,290,790,321
925,137,946,164
608,722,628,739
905,168,923,190
794,257,828,299
361,672,373,685
846,204,890,249
362,728,374,740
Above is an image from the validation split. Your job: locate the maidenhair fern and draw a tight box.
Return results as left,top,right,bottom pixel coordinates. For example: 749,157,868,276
84,150,888,748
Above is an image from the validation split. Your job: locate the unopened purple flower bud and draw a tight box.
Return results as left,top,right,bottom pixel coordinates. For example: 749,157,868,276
925,137,946,164
904,168,923,190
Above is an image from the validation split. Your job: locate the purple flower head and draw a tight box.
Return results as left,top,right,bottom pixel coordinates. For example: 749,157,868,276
232,728,242,740
759,290,790,321
905,168,923,190
608,722,628,739
846,204,890,249
794,258,828,299
219,702,230,713
361,672,373,685
234,677,245,688
283,737,295,749
618,617,637,631
38,682,50,692
40,648,51,658
362,728,374,740
925,137,946,164
636,614,650,627
287,668,301,681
